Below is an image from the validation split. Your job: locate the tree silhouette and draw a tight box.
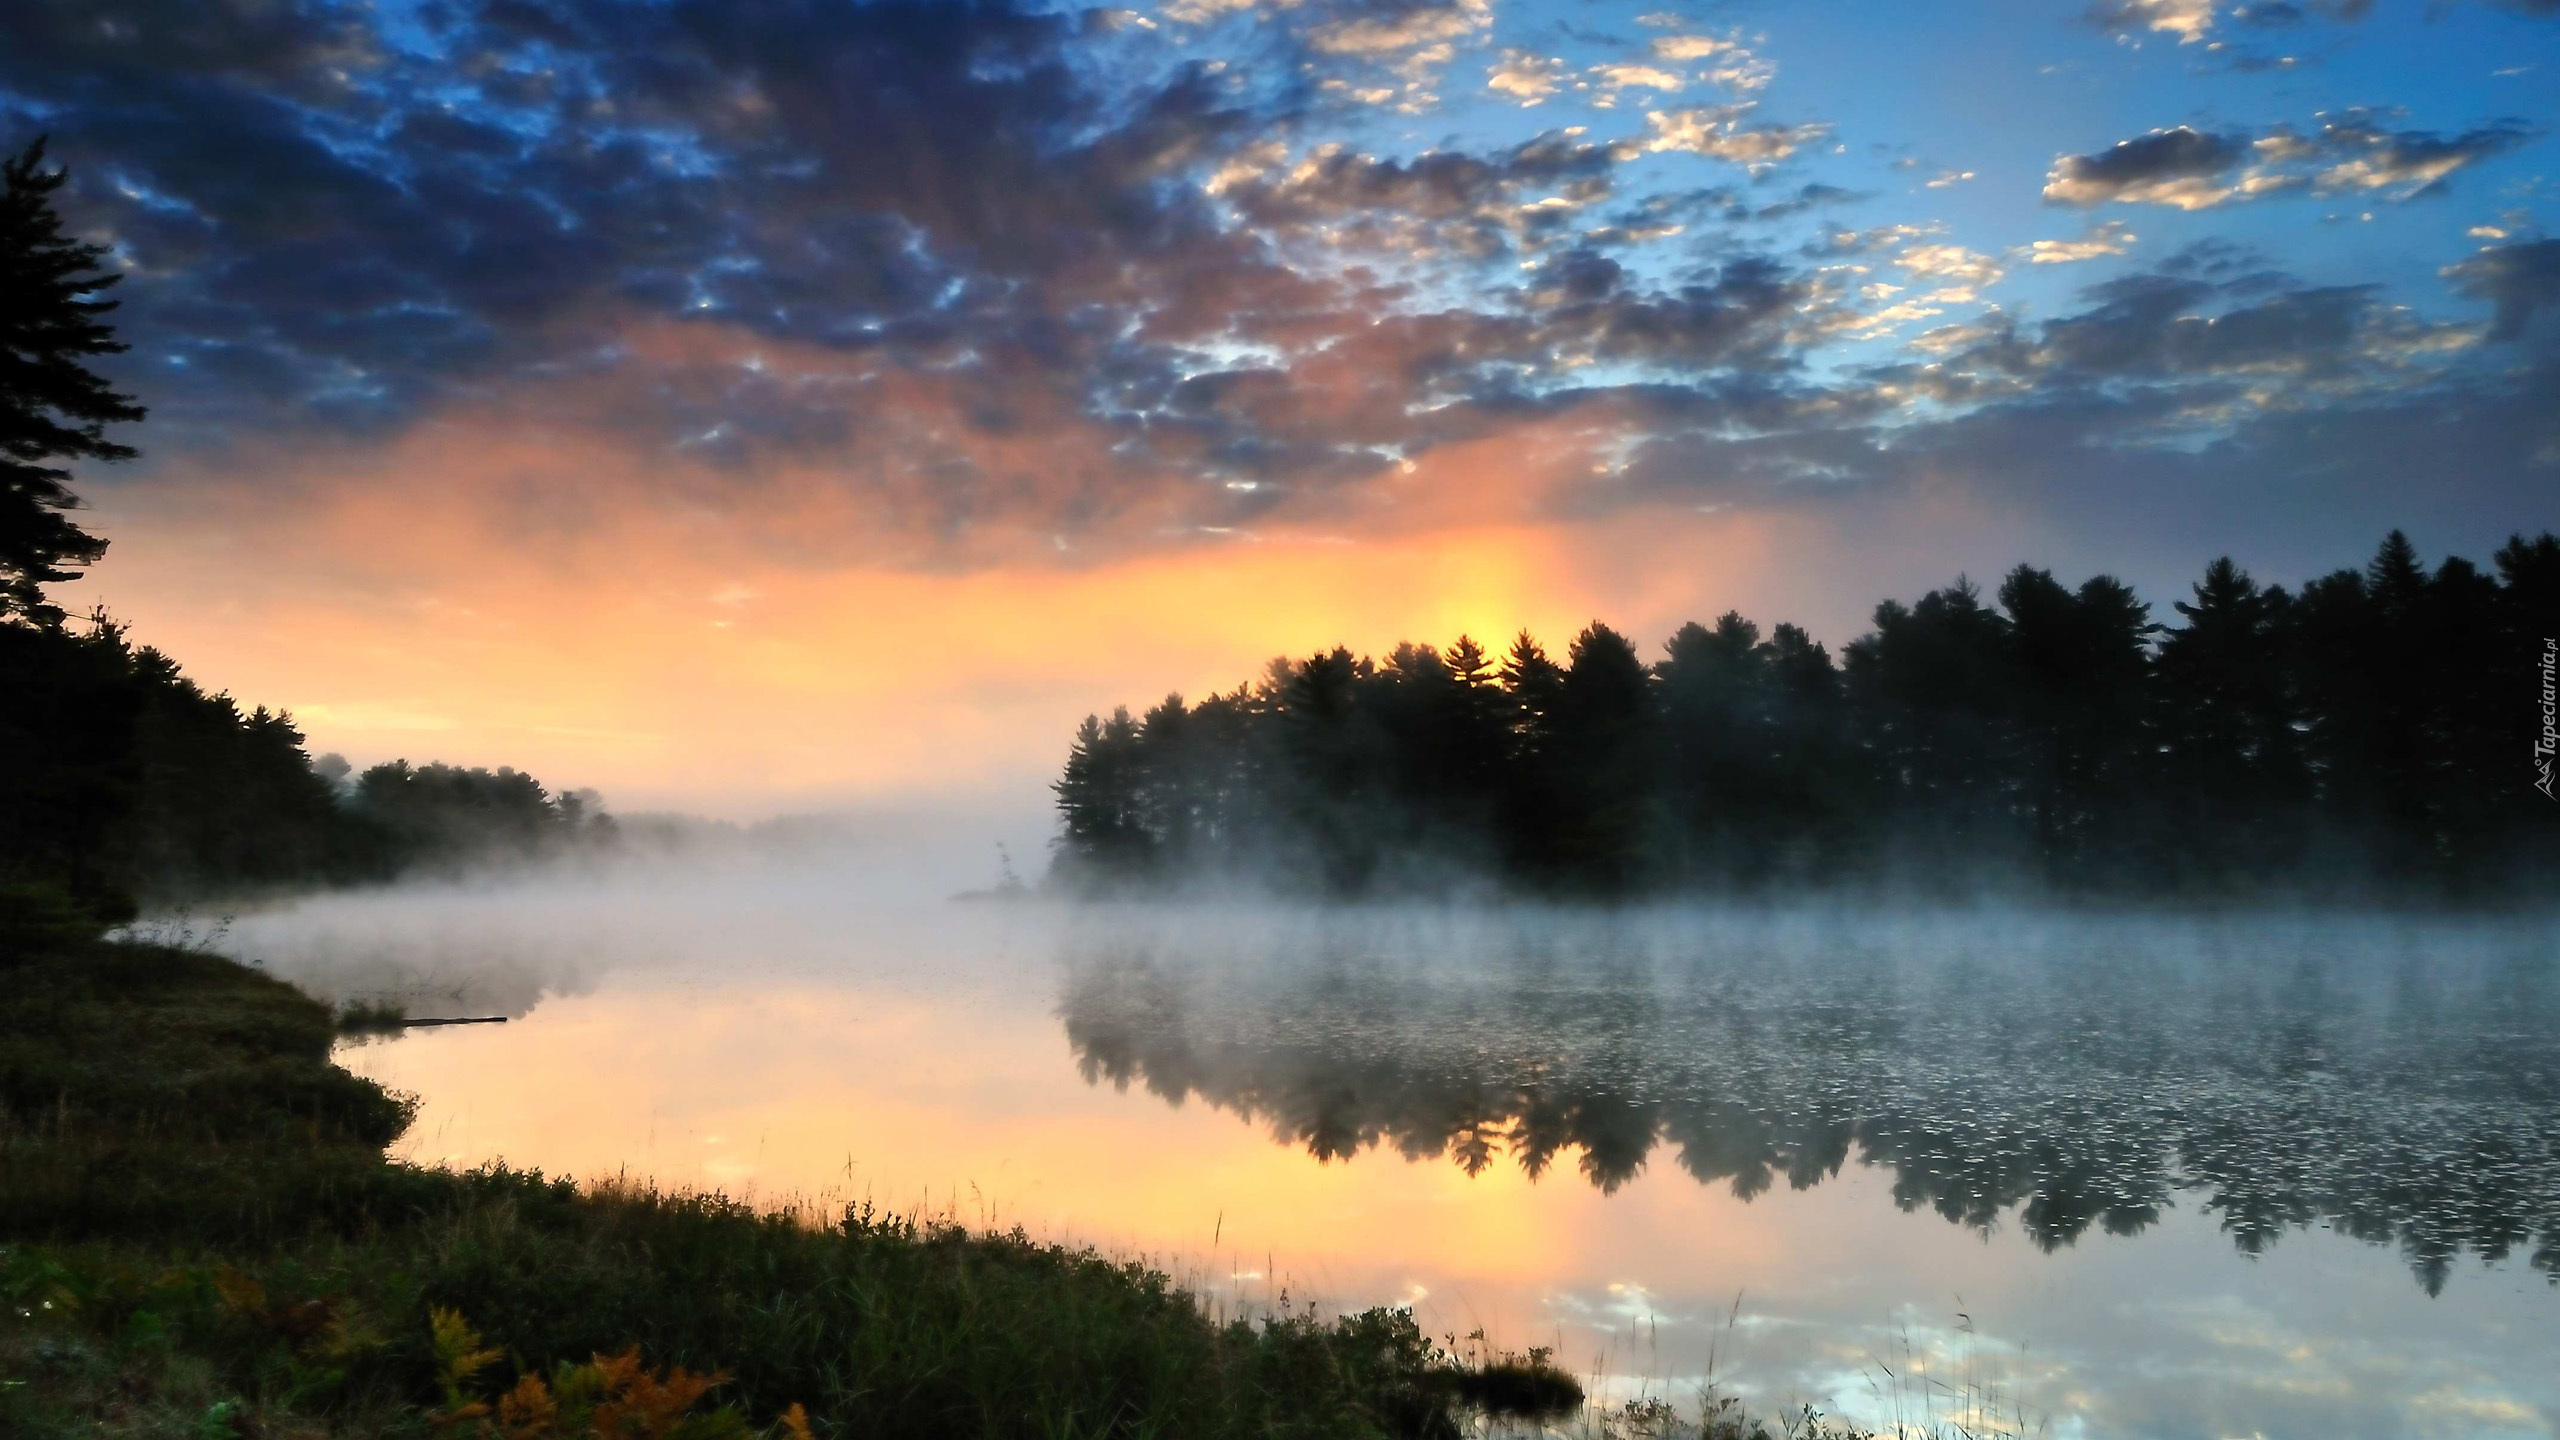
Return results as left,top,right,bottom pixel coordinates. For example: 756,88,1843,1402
0,609,143,917
1548,622,1657,890
350,761,613,872
1656,613,1862,885
1842,576,2019,869
1051,531,2559,900
1998,566,2154,882
1658,612,1767,882
1278,647,1391,892
1495,631,1567,880
2152,558,2310,886
1052,708,1154,886
1437,635,1511,841
1,139,144,624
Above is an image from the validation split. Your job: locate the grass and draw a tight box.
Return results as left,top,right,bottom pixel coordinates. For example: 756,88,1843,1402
333,997,411,1035
2,934,1602,1439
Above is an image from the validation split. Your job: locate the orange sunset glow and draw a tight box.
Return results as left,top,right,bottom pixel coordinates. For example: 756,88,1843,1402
58,415,1900,809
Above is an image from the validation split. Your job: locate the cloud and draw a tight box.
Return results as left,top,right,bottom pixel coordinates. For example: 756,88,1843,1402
5,0,1295,442
1582,260,2546,589
1809,222,1942,258
1637,107,1831,167
1509,250,1828,370
1307,0,1491,54
1870,266,2480,404
1580,186,1739,246
1644,32,1777,94
0,0,1832,515
1650,35,1737,61
2444,238,2560,339
2083,0,2388,42
1753,183,1872,221
1213,131,1620,259
1838,238,2008,335
2043,127,2257,208
7,0,2550,634
1162,0,1298,22
2310,115,2536,195
1896,244,2005,298
2024,220,2141,263
1591,62,1688,96
1487,50,1565,105
2087,0,2221,41
2045,114,2532,209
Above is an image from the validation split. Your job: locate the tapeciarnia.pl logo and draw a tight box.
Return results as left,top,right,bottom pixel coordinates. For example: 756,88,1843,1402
2539,637,2557,801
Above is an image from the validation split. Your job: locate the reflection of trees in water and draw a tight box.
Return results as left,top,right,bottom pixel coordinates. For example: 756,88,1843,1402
1059,925,2560,1294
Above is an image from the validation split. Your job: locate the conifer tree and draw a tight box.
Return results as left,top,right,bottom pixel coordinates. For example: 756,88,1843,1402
1999,566,2154,879
1550,622,1657,889
2153,558,2308,883
1657,614,1767,879
1053,709,1153,885
1,139,144,623
1495,631,1568,876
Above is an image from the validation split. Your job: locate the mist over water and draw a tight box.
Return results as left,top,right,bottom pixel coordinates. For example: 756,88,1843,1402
179,856,2560,1439
1061,906,2560,1290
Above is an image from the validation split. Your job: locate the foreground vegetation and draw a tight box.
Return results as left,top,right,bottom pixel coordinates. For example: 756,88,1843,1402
0,933,1613,1438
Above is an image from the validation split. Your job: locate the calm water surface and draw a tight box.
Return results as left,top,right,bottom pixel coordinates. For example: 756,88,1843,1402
203,869,2560,1440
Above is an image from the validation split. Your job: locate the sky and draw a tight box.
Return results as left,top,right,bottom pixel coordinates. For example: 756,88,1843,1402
7,0,2558,815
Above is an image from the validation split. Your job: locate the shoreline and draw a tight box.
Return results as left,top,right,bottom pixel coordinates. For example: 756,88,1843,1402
2,934,1616,1439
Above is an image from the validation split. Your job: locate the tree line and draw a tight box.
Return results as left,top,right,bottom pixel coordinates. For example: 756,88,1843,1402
0,138,613,942
0,607,620,932
1054,533,2560,900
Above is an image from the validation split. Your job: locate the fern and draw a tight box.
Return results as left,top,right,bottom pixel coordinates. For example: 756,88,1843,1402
428,1310,804,1440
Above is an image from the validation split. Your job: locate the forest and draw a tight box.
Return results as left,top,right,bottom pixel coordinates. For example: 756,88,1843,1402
0,608,619,935
1053,534,2560,900
0,138,616,938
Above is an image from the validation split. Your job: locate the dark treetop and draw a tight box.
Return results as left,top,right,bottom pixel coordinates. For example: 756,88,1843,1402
1053,532,2560,901
0,138,142,625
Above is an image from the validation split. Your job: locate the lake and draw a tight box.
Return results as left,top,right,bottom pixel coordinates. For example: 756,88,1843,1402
192,865,2559,1439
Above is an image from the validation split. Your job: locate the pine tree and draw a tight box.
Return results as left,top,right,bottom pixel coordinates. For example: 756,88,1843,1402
1,139,145,623
1497,631,1565,751
2153,557,2308,884
1494,632,1568,879
1998,566,2155,880
1052,710,1155,886
1274,648,1386,892
1658,613,1768,880
1550,622,1657,889
1843,577,2017,860
1438,634,1510,834
1136,693,1198,863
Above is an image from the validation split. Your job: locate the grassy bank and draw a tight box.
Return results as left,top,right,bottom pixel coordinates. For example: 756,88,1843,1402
2,935,1613,1439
